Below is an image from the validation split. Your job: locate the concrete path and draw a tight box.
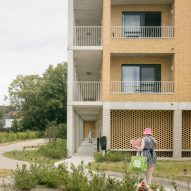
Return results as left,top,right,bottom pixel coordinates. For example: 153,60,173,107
0,139,46,170
55,141,97,168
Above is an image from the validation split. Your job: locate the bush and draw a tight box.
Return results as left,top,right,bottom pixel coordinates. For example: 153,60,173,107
0,131,43,144
12,164,37,190
38,139,67,159
44,122,67,139
94,151,130,162
11,162,168,191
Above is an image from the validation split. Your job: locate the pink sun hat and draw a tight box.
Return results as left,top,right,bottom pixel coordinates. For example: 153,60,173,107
143,128,152,135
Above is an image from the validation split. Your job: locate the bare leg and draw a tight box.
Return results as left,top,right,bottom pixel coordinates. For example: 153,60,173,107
139,172,147,185
146,165,155,185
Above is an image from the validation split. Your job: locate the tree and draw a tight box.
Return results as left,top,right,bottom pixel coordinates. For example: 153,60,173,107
9,62,67,131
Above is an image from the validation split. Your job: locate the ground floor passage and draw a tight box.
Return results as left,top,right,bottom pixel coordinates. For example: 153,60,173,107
67,106,191,159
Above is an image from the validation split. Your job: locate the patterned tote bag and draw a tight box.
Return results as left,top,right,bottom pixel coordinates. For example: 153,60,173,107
129,151,147,172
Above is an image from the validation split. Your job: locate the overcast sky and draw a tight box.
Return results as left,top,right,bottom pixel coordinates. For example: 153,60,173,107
0,0,68,105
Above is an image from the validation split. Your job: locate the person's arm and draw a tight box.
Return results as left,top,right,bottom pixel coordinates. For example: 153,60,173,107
134,138,145,151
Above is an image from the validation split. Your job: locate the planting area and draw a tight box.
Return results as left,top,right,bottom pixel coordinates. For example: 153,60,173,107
4,139,67,163
92,151,191,181
6,163,167,191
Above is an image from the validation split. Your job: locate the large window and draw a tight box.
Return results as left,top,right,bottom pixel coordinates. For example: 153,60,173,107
122,64,161,93
122,12,161,37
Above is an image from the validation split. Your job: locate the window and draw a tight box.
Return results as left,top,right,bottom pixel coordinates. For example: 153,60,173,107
122,12,161,37
122,64,161,93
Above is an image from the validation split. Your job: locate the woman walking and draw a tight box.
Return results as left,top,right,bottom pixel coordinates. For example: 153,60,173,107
133,128,157,190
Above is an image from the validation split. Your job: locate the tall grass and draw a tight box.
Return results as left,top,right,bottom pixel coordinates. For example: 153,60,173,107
0,131,42,144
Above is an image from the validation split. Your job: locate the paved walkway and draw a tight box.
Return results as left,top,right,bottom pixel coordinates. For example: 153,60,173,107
55,141,97,168
0,139,46,170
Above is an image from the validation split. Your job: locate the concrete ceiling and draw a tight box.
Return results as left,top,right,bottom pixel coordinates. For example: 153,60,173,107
74,50,102,81
74,106,101,121
74,0,103,26
112,0,173,5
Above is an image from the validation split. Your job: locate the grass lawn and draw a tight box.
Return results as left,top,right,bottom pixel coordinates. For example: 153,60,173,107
90,160,191,181
3,150,58,164
0,169,12,177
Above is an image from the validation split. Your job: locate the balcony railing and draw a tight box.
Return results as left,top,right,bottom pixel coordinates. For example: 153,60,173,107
73,26,102,46
73,81,102,101
112,26,174,39
111,81,174,94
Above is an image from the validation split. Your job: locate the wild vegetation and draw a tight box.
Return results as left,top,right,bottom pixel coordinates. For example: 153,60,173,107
9,163,142,191
0,131,42,144
5,162,170,191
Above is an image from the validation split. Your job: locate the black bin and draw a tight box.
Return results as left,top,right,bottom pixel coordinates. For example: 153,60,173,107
100,136,107,150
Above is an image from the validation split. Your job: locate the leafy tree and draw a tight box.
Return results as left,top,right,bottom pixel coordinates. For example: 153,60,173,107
9,62,67,131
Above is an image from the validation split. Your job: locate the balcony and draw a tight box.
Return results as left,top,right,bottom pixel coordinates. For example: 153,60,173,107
112,26,174,39
111,81,174,94
73,26,102,46
73,81,102,101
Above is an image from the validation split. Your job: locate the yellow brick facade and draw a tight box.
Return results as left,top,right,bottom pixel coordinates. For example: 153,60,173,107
102,0,191,102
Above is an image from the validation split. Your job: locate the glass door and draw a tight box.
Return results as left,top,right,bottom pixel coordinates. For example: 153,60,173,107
122,66,140,93
123,14,141,37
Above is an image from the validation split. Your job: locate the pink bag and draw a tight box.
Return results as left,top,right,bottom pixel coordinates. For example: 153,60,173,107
131,138,142,147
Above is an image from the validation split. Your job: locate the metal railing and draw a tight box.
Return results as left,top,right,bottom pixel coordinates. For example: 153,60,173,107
111,81,174,94
112,26,174,39
73,81,102,101
73,26,102,46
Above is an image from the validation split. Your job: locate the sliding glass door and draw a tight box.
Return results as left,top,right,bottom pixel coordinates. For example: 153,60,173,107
122,12,161,37
122,64,161,93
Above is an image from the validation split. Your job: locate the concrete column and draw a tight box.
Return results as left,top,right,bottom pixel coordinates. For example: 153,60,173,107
80,118,84,143
173,110,182,158
67,105,74,156
68,0,73,48
74,112,78,152
67,50,74,102
102,108,110,150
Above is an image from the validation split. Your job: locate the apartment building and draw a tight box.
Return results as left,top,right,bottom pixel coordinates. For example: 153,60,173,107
67,0,191,159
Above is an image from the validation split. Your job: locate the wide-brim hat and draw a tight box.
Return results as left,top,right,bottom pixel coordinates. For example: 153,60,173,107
143,128,152,135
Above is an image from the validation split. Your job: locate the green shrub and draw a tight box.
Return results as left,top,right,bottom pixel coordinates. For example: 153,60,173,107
10,162,168,191
88,171,122,191
94,151,130,162
0,131,42,144
121,170,141,191
38,139,67,159
94,152,106,162
67,163,90,191
12,164,37,190
44,122,67,139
